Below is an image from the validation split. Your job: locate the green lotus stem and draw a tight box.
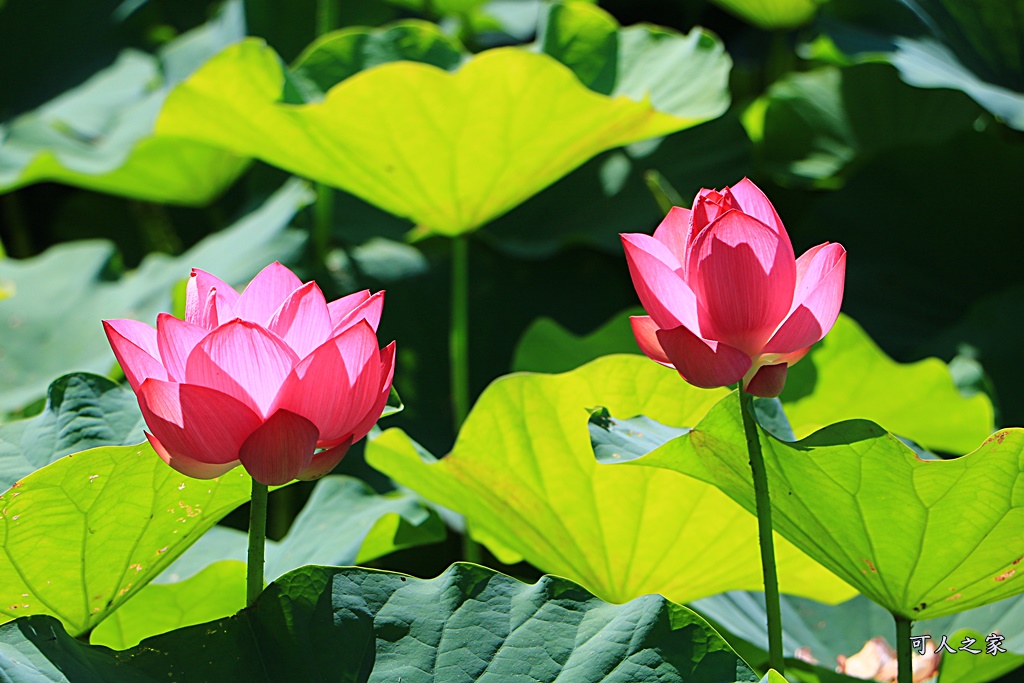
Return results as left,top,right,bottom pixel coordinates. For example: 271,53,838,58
1,193,32,258
738,388,785,674
247,479,269,607
450,235,481,563
316,0,338,35
450,236,471,431
895,613,912,683
312,183,334,266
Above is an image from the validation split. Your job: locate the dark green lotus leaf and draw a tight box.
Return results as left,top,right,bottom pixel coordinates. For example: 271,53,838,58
0,563,759,682
0,441,260,636
0,373,143,491
816,0,1024,129
749,62,982,186
628,391,1024,620
0,0,249,202
541,1,731,120
0,179,311,414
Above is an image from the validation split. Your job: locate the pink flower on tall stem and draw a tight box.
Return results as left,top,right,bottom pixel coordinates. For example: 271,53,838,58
103,263,395,485
621,178,846,398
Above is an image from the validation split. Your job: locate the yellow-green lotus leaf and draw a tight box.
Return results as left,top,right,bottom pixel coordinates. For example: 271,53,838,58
157,39,724,236
368,355,855,605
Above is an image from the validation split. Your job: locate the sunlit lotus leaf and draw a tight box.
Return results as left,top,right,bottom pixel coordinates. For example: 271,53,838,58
0,442,259,636
629,391,1024,620
513,312,993,454
711,0,826,29
0,563,758,681
156,15,729,236
368,355,855,605
90,560,246,650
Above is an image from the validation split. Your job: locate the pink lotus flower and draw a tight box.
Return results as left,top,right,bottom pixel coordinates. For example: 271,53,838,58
103,263,395,485
621,178,846,398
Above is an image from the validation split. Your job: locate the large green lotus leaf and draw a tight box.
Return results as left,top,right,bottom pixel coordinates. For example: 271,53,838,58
513,312,992,455
90,560,246,650
368,355,855,605
289,20,465,98
711,0,826,28
0,178,311,414
0,442,260,636
0,563,759,682
816,0,1024,130
159,474,446,584
749,62,982,186
0,373,143,490
694,590,1024,683
630,392,1024,620
156,20,729,236
0,1,249,202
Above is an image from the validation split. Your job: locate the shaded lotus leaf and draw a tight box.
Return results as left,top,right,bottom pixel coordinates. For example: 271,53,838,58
0,179,311,414
627,391,1024,620
541,2,731,119
90,560,246,650
0,373,143,491
0,563,758,682
749,62,982,186
511,307,644,373
159,475,445,584
0,1,249,203
513,312,993,455
694,590,1024,683
156,9,730,236
0,442,262,636
289,20,465,99
368,355,855,605
816,0,1024,130
711,0,826,28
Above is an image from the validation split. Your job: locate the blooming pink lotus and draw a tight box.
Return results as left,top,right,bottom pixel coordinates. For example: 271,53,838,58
621,178,846,398
103,263,395,485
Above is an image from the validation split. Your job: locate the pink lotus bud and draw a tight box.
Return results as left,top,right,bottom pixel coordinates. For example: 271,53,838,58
103,263,395,485
621,178,846,398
